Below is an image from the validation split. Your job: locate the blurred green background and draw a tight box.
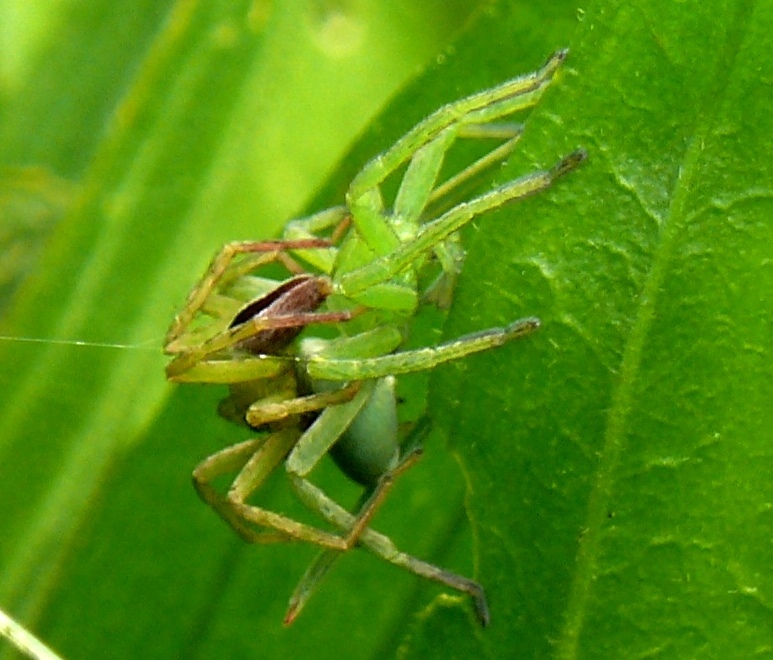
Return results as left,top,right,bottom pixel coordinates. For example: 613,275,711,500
1,0,772,658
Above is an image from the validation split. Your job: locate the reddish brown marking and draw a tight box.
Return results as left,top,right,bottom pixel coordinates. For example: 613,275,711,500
229,276,335,354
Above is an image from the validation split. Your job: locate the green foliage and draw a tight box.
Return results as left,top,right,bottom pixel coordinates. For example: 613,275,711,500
1,0,771,658
432,1,773,658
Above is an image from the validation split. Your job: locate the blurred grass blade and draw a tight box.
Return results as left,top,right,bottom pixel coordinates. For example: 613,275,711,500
0,607,64,660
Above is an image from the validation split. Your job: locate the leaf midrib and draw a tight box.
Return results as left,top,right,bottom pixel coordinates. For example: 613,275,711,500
554,3,755,655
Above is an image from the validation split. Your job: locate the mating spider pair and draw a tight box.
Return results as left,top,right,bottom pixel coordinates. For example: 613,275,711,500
164,49,586,626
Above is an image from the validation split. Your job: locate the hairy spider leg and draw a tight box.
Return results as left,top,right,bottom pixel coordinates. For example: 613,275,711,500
324,53,577,313
425,123,524,215
282,124,524,267
395,119,528,308
346,49,569,211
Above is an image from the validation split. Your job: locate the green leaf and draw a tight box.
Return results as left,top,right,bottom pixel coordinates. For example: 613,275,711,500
5,0,767,658
431,0,773,657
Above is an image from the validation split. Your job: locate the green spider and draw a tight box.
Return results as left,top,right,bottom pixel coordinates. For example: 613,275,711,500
164,49,586,625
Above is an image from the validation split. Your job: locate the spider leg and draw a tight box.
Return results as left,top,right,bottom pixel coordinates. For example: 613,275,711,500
284,449,491,627
281,206,350,274
194,386,363,548
165,238,332,351
167,355,291,385
165,306,359,381
342,446,423,543
338,51,568,259
422,123,524,308
306,317,541,382
284,418,429,623
426,123,523,213
271,377,410,551
192,436,291,544
347,50,569,203
281,447,425,626
338,149,587,298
